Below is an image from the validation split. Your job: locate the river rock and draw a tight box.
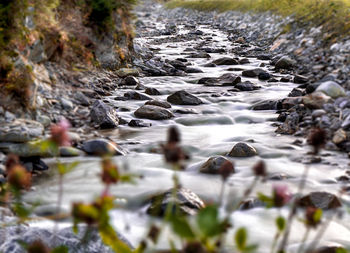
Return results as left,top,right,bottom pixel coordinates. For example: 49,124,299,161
332,129,347,144
123,76,139,86
315,81,346,98
82,139,126,156
211,57,239,65
75,91,90,106
124,91,153,100
90,100,119,129
293,74,309,84
275,56,296,69
116,68,139,77
134,105,174,120
242,68,267,78
8,142,55,157
298,191,342,210
21,156,49,172
59,146,84,157
228,142,257,157
199,156,234,174
145,100,171,108
235,81,257,91
250,100,279,110
0,225,131,253
128,119,152,127
302,92,331,109
147,188,205,217
0,119,44,143
145,87,161,95
167,90,202,105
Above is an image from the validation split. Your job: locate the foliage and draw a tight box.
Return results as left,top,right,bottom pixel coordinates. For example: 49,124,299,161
166,0,350,38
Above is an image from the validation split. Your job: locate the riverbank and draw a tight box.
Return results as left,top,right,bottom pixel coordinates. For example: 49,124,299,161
1,0,350,252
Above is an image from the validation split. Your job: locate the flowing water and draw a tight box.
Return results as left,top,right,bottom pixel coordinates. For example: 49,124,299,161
24,2,350,252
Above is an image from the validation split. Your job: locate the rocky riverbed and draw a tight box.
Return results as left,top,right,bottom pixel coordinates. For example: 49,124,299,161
1,0,350,252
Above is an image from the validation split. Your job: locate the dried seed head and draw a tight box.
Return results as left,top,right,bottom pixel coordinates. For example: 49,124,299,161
7,164,31,190
5,154,20,171
307,128,327,154
183,241,206,253
147,225,160,244
50,118,71,147
273,185,291,207
101,158,120,185
27,240,50,253
219,160,234,181
252,160,267,177
167,126,180,144
305,207,322,228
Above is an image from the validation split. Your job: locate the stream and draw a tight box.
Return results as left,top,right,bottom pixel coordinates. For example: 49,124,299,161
23,1,350,252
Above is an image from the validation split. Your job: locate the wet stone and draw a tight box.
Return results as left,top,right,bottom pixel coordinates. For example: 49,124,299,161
147,188,205,217
123,76,139,86
90,100,119,129
293,74,309,84
275,56,296,69
242,68,267,78
145,100,171,108
235,81,258,91
199,156,234,174
212,57,239,65
228,142,257,157
298,191,342,210
124,91,153,100
82,139,126,156
128,119,152,128
59,147,84,157
167,90,202,105
134,105,174,120
250,100,279,110
145,87,161,95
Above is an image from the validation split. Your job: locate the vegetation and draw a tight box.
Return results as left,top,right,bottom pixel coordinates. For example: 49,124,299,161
166,0,350,37
0,0,136,107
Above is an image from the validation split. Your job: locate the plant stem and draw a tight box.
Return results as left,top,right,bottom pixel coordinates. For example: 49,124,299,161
297,227,310,253
277,165,310,252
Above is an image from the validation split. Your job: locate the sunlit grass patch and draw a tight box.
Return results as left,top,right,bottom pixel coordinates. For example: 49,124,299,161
166,0,350,37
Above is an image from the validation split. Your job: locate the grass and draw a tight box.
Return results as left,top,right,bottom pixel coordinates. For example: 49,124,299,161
166,0,350,37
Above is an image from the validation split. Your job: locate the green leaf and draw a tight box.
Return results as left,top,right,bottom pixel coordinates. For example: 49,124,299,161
244,244,258,253
313,208,323,223
169,215,195,239
336,248,348,253
197,205,223,237
99,225,133,253
51,246,69,253
57,161,79,175
235,227,247,251
275,216,286,232
257,193,273,208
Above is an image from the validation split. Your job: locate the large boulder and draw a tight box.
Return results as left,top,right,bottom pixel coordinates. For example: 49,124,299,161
0,119,44,143
147,188,205,217
298,191,342,210
134,105,174,120
167,90,202,105
90,100,119,129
